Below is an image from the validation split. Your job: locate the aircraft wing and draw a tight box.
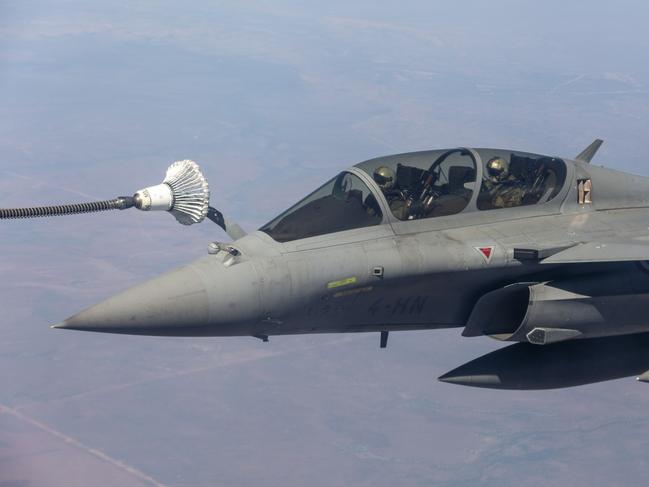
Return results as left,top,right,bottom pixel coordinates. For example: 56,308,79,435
538,240,649,264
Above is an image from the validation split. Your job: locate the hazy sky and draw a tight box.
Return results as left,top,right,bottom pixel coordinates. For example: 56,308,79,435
2,2,649,486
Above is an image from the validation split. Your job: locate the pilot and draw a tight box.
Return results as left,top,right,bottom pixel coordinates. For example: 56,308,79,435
373,166,396,192
373,166,410,220
483,157,525,208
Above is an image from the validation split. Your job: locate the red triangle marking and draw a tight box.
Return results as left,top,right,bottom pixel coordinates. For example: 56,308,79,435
479,247,493,260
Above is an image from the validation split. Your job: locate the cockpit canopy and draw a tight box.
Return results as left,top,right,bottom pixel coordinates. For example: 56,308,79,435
260,148,568,243
358,148,479,220
475,149,566,210
357,147,567,221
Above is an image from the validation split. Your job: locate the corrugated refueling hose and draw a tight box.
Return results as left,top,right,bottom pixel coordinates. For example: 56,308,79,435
0,196,134,219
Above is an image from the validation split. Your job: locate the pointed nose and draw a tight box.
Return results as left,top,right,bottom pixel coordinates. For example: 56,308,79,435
54,264,210,335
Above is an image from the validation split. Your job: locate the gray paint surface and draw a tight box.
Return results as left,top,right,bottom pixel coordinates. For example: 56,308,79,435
55,147,649,356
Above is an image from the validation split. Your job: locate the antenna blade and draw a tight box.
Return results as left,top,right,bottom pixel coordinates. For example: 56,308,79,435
575,139,604,163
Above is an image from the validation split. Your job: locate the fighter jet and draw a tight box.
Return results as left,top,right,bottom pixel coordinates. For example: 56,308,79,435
6,139,649,390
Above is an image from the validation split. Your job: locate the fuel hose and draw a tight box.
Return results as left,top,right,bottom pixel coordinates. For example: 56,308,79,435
0,196,134,219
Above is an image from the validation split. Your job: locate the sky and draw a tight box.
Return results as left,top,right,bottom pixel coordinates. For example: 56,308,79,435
2,1,649,486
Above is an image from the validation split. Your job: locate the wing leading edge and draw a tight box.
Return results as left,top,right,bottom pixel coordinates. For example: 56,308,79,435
540,240,649,264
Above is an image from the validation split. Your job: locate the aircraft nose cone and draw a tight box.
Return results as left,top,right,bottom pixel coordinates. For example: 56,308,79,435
53,264,209,335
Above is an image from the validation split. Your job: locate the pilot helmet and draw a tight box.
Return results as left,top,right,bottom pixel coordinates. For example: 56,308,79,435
373,166,396,190
486,157,509,182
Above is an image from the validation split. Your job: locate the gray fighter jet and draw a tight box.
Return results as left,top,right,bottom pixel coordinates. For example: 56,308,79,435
6,139,649,389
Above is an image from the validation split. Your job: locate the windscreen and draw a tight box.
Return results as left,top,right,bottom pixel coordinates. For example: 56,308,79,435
260,172,383,242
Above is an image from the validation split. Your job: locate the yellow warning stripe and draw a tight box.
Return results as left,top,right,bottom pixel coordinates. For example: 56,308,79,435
326,276,357,289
